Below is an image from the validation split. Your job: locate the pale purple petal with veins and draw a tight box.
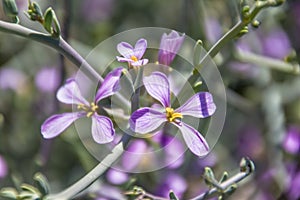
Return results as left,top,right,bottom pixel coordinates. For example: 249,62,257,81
176,92,216,118
41,112,85,139
175,122,209,157
91,114,115,144
131,58,149,67
130,107,167,134
56,79,89,105
143,72,170,107
116,56,132,63
134,38,147,59
117,42,134,58
95,67,123,102
158,30,185,66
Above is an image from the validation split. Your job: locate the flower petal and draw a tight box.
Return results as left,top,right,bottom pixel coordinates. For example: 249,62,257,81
176,92,216,118
134,38,147,59
158,31,185,66
91,114,115,144
56,78,89,105
41,112,84,139
130,107,167,134
176,122,209,157
116,56,132,63
143,72,170,107
95,67,123,102
131,58,149,67
117,42,134,58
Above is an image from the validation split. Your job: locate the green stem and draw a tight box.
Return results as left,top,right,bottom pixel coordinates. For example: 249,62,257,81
45,136,130,200
235,50,300,74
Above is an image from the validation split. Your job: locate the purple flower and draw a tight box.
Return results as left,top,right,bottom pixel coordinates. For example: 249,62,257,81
116,39,148,67
41,68,123,143
120,132,185,171
0,67,27,92
262,28,291,59
35,67,60,92
129,72,216,156
282,126,300,154
81,0,115,23
156,172,187,199
158,31,185,66
106,168,129,185
0,155,8,178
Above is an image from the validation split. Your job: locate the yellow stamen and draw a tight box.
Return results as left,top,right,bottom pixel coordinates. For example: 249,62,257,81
165,107,183,122
77,102,99,118
86,112,94,118
131,55,138,62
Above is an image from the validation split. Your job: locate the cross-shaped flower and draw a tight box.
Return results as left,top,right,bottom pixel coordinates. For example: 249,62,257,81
41,67,123,144
116,38,149,67
129,72,216,156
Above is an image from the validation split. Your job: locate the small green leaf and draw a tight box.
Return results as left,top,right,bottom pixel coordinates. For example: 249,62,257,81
219,171,229,183
33,172,50,195
240,157,255,173
169,190,179,200
2,0,19,23
2,0,18,16
0,187,18,199
18,191,40,200
43,7,53,34
193,40,203,68
20,183,40,195
43,7,60,37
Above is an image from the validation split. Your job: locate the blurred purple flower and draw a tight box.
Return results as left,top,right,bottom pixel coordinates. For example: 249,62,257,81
158,30,185,66
152,131,185,169
286,166,300,200
106,168,128,185
197,152,217,169
262,29,291,59
204,18,222,43
116,39,149,67
97,184,125,200
121,139,148,171
130,72,216,156
81,0,115,23
0,155,8,178
0,68,27,91
237,126,264,159
35,67,60,92
121,132,185,171
41,68,123,143
282,126,300,154
156,172,187,198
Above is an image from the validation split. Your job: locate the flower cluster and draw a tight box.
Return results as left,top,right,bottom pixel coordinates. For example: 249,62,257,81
41,30,216,157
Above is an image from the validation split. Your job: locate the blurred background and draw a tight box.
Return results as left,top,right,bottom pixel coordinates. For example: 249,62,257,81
0,0,300,199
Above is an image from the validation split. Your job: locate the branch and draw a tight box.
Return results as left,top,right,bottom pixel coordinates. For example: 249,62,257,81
235,49,300,74
45,136,130,200
191,158,255,200
0,20,102,83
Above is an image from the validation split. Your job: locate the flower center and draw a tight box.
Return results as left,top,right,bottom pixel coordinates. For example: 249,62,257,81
131,55,138,62
77,102,99,118
165,107,183,122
